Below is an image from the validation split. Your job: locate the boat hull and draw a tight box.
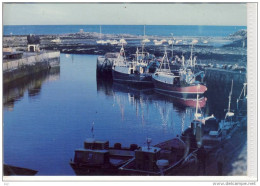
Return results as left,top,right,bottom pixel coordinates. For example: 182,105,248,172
112,69,153,85
70,162,124,176
152,78,207,99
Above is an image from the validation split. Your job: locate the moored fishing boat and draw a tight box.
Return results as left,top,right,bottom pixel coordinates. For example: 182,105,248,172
190,80,242,152
119,128,200,176
96,52,119,77
70,138,138,175
152,48,207,99
112,44,155,85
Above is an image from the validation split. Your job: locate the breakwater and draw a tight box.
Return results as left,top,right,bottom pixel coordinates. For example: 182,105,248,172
204,67,246,85
4,33,247,65
3,51,60,84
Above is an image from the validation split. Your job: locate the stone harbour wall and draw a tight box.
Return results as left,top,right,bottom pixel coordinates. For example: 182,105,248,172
3,51,60,84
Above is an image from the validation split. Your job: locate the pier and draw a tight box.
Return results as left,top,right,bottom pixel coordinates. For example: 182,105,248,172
3,50,60,84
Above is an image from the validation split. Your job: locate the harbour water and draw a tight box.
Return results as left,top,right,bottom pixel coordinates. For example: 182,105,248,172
3,54,246,175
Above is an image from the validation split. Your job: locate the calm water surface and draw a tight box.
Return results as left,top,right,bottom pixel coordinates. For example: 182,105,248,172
3,54,243,175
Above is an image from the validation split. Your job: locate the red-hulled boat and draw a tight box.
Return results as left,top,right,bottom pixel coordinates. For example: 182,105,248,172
152,48,207,98
173,96,207,108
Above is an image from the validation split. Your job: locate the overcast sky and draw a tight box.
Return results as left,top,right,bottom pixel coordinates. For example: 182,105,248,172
3,3,247,26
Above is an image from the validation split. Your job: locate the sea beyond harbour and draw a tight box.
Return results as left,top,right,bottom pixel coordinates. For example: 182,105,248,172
3,25,247,37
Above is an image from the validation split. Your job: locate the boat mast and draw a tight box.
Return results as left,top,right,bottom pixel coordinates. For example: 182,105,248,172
136,47,139,65
182,54,185,67
141,42,144,63
161,48,171,72
171,33,174,58
194,85,201,120
225,80,234,120
237,82,247,110
142,25,146,62
228,80,233,113
119,43,126,62
144,25,146,38
190,44,193,67
99,25,101,39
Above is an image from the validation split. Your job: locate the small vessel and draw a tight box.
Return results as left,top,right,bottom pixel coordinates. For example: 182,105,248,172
168,40,174,45
97,52,119,77
110,40,119,45
119,133,199,175
70,138,138,175
175,40,182,44
112,44,154,85
191,39,198,45
96,26,107,44
4,164,38,176
191,80,240,151
154,40,162,46
51,37,61,43
152,48,207,99
142,25,150,43
119,38,127,45
160,39,167,43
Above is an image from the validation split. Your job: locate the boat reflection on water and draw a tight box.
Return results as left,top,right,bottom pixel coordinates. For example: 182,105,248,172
3,67,60,111
97,77,208,139
96,78,207,110
97,77,207,135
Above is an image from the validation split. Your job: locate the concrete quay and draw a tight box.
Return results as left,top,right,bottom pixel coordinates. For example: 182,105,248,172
3,50,60,84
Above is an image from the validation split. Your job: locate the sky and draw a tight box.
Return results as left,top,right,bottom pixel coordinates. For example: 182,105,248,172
3,3,247,26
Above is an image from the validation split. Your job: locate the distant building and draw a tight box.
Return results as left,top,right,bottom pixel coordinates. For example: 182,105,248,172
27,34,40,52
79,29,84,33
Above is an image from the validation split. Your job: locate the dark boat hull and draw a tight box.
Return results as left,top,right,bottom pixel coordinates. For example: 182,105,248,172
4,164,38,176
112,69,153,85
152,78,207,99
70,162,123,176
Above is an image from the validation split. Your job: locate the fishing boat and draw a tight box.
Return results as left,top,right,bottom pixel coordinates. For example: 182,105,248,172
70,138,138,175
191,80,241,151
142,25,150,43
111,44,154,85
119,130,200,175
51,37,61,44
152,48,207,99
97,52,119,77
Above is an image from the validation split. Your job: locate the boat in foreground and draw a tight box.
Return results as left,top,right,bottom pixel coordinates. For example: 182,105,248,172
4,164,38,176
70,138,138,175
